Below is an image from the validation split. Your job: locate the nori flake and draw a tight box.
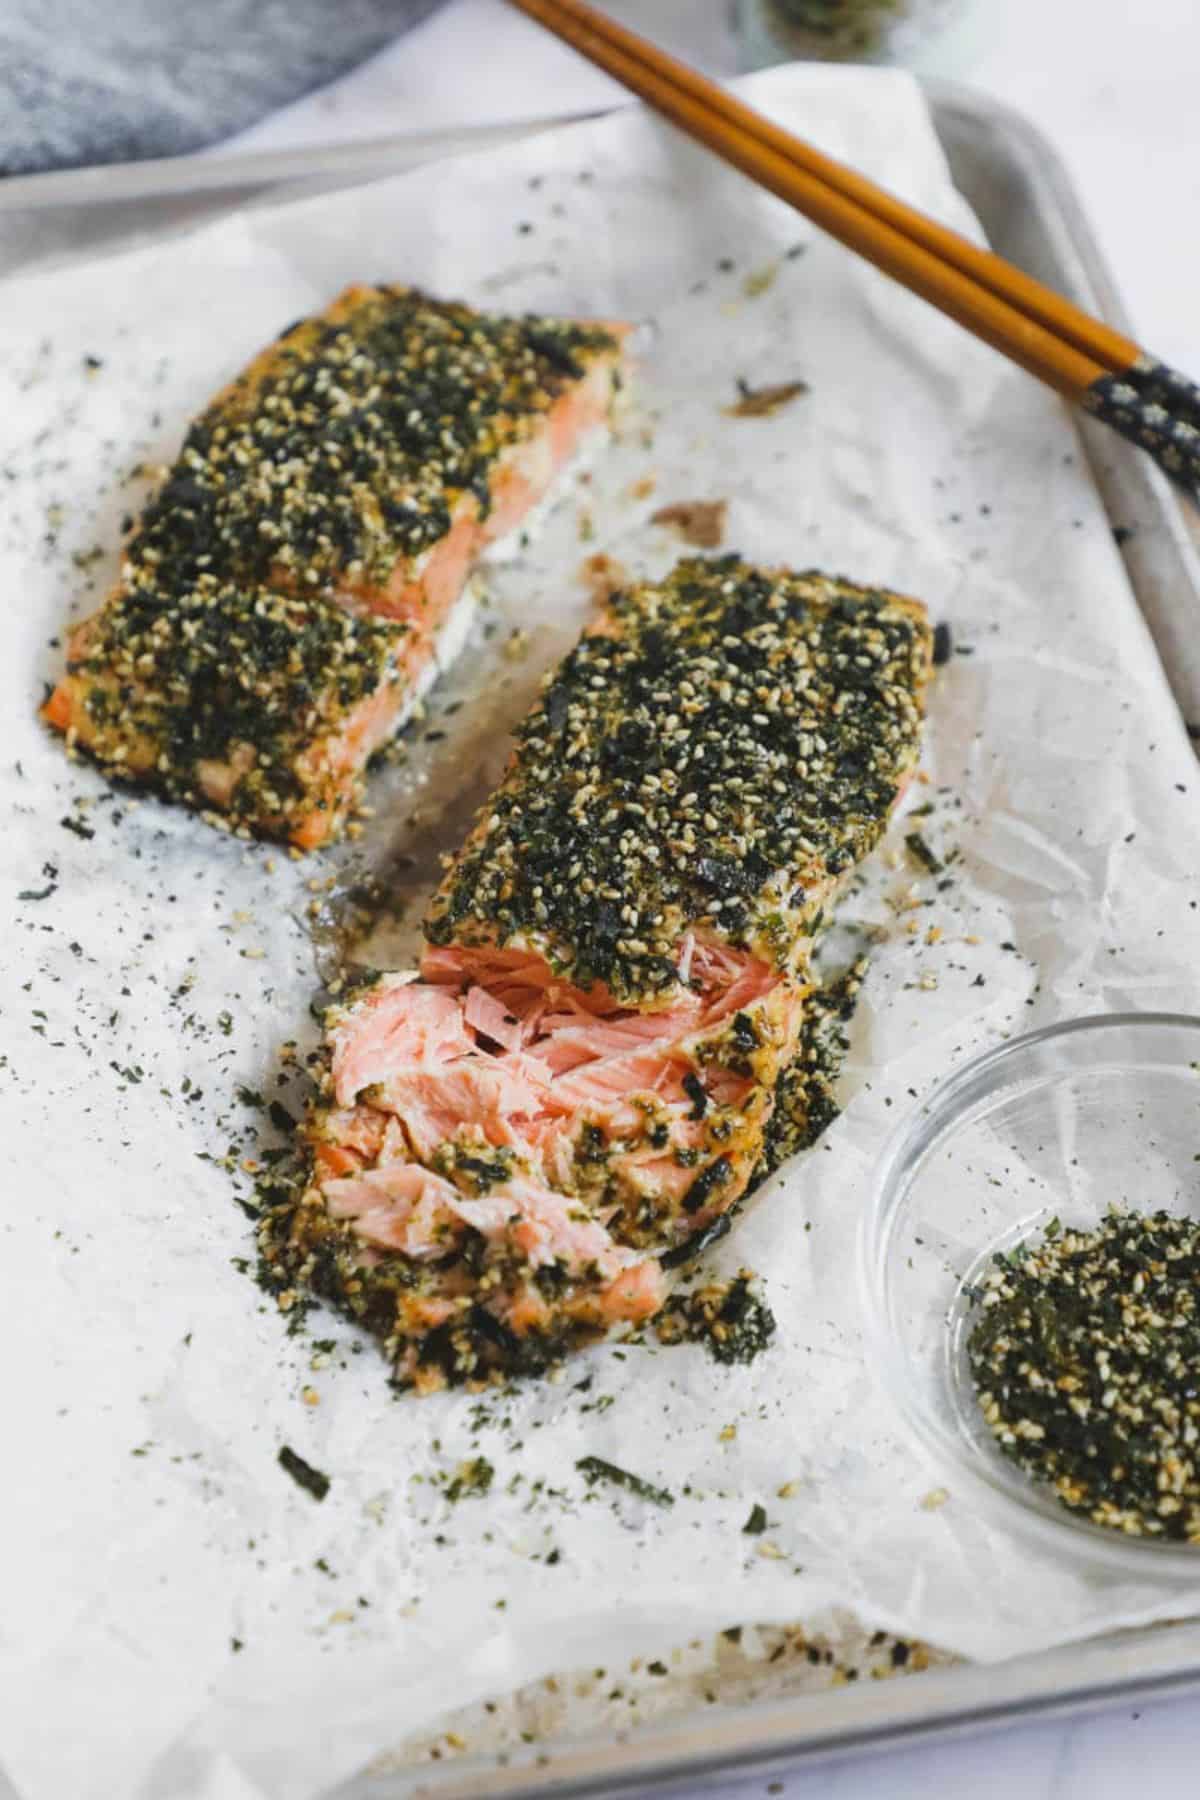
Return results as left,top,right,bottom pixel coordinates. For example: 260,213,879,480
576,1455,674,1508
905,831,943,874
278,1445,331,1501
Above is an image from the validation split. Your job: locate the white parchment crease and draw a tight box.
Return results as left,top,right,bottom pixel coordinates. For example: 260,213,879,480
2,65,1199,1800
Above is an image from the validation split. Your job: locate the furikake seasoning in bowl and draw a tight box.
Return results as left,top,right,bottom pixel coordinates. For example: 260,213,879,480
861,1014,1200,1572
967,1211,1200,1543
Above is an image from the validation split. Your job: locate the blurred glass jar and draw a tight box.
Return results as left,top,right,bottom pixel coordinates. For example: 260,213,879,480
735,0,964,67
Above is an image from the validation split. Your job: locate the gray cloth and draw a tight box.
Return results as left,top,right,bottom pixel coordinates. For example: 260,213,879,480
0,0,450,175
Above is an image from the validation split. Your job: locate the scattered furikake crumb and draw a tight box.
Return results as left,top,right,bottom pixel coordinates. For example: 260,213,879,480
442,1457,495,1503
654,1271,776,1366
277,1444,331,1502
576,1455,674,1508
968,1210,1200,1540
932,621,952,665
18,865,58,902
742,1503,768,1535
725,377,809,419
649,498,728,548
905,830,942,874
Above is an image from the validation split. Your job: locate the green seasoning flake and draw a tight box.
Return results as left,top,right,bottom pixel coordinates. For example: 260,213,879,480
742,1503,768,1535
268,1100,296,1134
576,1455,674,1508
277,1444,331,1502
683,1155,731,1215
444,1456,495,1502
967,1209,1200,1541
905,831,942,874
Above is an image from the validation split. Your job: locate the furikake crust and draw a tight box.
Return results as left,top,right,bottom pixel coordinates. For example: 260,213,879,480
427,557,930,1001
70,583,410,823
258,1181,613,1390
131,284,620,591
755,953,870,1182
654,954,872,1274
969,1211,1200,1541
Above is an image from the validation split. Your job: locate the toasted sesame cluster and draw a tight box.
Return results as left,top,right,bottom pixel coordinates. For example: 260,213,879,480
428,557,931,999
43,285,624,845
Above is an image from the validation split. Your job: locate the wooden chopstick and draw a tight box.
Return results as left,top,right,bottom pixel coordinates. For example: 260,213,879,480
506,0,1200,497
521,0,1140,377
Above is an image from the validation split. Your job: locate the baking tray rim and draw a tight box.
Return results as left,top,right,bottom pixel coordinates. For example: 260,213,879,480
7,75,1200,1795
372,1617,1200,1799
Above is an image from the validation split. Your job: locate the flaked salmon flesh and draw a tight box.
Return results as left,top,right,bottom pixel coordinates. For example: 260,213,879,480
266,558,932,1390
321,937,787,1225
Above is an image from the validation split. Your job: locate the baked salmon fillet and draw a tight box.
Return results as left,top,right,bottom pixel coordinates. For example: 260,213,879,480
42,284,629,848
263,557,932,1389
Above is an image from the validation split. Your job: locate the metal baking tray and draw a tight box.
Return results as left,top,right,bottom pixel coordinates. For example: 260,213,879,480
7,77,1200,1799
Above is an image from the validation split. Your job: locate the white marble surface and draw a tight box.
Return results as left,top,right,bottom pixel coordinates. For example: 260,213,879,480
227,5,1200,1795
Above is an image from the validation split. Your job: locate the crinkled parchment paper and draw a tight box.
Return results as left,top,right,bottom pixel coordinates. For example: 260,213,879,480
2,65,1200,1800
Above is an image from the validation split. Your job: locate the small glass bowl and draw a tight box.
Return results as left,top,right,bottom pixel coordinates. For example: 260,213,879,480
860,1014,1200,1576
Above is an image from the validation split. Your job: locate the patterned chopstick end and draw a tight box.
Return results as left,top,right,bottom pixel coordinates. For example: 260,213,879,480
1085,366,1200,498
